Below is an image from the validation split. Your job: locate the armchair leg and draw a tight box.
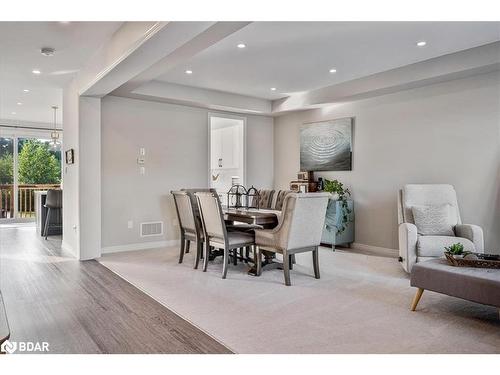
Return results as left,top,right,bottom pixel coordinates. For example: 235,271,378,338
410,288,424,311
283,251,291,286
222,248,229,279
194,241,202,269
178,234,185,263
312,246,320,279
185,239,190,253
289,255,293,270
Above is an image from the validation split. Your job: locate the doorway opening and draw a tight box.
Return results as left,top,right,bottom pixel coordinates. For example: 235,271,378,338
208,114,245,205
0,130,62,222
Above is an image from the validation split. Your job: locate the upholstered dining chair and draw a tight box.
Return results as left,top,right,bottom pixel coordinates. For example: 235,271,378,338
181,188,216,253
255,189,274,209
171,191,204,269
195,192,255,279
254,192,330,286
398,184,484,272
271,190,293,211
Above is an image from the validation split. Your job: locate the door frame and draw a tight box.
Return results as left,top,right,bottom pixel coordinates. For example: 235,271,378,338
207,112,247,189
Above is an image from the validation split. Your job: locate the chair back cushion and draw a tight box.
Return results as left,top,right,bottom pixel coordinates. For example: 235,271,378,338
284,193,330,250
195,192,226,239
272,190,293,211
255,189,274,209
411,204,456,236
182,188,216,227
172,191,197,233
401,184,461,225
45,189,62,209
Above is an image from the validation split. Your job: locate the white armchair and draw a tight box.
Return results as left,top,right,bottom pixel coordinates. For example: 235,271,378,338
398,184,484,272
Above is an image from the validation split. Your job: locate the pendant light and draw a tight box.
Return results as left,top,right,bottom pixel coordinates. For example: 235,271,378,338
49,105,61,151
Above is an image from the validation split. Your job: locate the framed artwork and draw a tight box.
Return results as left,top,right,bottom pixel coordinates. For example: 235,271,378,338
65,149,74,164
300,117,353,171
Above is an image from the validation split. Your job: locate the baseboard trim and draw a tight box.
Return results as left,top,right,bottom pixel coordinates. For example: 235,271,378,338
101,240,180,254
61,240,77,258
351,242,398,258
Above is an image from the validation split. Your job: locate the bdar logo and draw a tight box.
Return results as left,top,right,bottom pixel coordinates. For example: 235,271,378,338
1,340,49,353
1,340,17,354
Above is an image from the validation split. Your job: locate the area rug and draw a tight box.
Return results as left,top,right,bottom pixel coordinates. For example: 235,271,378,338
99,247,500,353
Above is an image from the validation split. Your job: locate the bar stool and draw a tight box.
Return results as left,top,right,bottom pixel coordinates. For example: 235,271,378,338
44,189,62,240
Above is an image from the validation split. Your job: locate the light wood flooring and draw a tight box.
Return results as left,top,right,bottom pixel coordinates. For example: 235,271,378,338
0,223,231,354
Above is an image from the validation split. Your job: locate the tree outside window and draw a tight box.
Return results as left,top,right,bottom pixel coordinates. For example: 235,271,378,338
18,139,61,184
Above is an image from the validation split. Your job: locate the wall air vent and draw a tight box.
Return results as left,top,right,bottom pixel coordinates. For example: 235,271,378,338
140,221,163,237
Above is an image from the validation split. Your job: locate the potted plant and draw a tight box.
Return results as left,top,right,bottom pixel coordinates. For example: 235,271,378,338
323,179,352,234
444,243,470,258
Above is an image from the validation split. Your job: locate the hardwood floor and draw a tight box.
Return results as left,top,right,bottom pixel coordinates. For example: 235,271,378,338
0,223,231,354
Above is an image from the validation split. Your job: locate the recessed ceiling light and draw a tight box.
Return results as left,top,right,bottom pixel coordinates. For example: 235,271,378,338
270,87,277,91
41,47,56,57
11,112,16,115
237,43,246,49
23,89,30,92
329,68,337,73
185,70,193,74
416,41,427,47
32,69,41,75
17,102,22,106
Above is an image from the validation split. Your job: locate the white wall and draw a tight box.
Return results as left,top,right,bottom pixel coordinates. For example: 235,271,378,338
101,96,273,251
274,71,500,253
61,80,80,257
62,84,102,259
78,97,102,260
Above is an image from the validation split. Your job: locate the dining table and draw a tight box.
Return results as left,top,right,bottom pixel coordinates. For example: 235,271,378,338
223,206,279,229
222,206,283,275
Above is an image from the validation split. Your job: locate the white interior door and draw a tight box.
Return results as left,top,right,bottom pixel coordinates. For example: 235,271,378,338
208,114,246,202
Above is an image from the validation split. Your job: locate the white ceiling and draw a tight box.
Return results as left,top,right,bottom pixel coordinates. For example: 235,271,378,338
157,22,500,100
0,22,122,124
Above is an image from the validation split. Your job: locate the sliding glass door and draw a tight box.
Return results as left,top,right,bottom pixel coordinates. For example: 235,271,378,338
0,130,62,222
17,137,61,218
0,137,14,219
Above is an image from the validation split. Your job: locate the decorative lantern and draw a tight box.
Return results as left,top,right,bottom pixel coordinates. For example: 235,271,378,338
246,186,260,210
227,184,247,209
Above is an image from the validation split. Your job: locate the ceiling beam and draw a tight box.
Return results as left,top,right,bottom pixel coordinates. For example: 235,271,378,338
118,80,271,114
272,41,500,114
75,22,165,96
111,22,251,97
80,22,228,97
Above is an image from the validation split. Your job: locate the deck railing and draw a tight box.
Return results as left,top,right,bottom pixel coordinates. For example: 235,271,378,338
0,184,61,219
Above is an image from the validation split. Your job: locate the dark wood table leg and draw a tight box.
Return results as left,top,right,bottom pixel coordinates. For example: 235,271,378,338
247,250,282,276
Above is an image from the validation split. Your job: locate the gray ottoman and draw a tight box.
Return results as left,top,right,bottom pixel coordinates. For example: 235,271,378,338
410,259,500,311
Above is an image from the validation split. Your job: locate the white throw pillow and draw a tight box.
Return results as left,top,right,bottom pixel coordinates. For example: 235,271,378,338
411,204,456,236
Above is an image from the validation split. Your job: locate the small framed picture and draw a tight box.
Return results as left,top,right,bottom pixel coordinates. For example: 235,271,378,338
297,171,308,181
290,182,308,193
65,149,74,164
